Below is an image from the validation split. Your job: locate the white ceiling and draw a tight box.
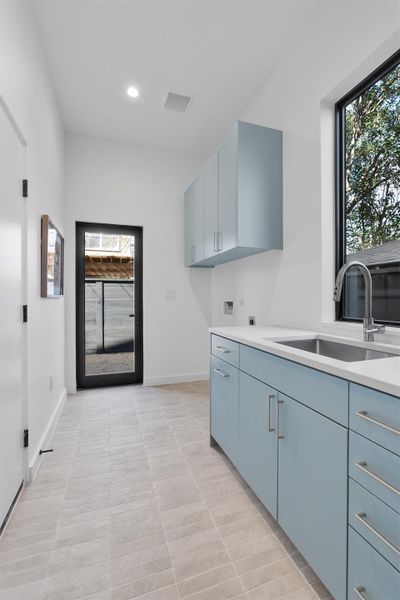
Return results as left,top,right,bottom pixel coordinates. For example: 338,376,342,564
32,0,317,157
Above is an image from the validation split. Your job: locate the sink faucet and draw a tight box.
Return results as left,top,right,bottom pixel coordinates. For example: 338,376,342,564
333,261,385,342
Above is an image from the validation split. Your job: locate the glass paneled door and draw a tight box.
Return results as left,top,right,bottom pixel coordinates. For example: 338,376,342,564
76,223,143,388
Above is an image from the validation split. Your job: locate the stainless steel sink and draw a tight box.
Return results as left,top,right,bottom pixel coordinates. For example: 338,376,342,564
275,338,398,362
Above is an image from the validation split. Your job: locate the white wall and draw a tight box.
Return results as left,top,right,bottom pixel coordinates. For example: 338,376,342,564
211,1,400,340
65,134,210,391
0,0,65,472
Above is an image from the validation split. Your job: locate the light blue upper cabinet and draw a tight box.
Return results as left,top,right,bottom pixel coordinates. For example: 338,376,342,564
184,174,204,266
184,121,283,267
218,125,238,254
203,154,219,258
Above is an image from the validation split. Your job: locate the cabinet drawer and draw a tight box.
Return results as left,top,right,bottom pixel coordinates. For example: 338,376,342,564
210,355,239,465
350,384,400,456
349,431,400,513
239,344,348,425
348,527,400,600
211,335,239,367
349,479,400,571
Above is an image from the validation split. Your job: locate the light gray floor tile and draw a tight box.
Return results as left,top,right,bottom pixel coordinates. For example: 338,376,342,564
0,383,324,600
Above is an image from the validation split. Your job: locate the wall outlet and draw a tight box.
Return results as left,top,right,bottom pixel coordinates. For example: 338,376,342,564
249,316,256,326
223,300,234,316
165,289,176,301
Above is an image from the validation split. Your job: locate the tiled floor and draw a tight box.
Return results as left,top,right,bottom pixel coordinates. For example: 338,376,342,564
0,382,333,600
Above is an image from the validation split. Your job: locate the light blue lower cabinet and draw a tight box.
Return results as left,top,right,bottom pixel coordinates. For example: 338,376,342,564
348,527,400,600
238,372,278,519
209,342,399,598
277,393,348,600
210,354,239,465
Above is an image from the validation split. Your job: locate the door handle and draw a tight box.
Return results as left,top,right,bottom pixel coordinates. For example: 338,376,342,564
268,395,275,432
128,314,135,317
277,399,284,439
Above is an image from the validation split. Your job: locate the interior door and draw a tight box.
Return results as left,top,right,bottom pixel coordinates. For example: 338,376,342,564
76,222,143,388
0,100,25,529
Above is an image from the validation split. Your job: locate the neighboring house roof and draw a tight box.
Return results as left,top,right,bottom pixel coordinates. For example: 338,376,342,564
85,254,134,280
348,239,400,266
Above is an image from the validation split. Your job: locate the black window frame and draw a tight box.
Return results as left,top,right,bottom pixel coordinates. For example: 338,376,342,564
335,48,400,327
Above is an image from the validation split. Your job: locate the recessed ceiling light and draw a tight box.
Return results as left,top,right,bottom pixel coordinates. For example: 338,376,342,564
127,86,139,99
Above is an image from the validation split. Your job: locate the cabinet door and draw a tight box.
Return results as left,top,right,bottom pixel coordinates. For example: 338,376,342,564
192,173,204,263
203,155,219,259
184,183,195,266
218,125,237,252
278,394,348,600
210,355,239,465
239,372,278,518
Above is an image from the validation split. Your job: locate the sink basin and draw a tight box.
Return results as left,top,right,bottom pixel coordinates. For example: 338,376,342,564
275,338,398,362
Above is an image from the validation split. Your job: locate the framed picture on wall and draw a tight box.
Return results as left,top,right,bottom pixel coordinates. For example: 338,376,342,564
41,215,64,298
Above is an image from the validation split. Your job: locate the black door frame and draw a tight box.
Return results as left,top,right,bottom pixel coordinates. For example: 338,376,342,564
76,221,143,388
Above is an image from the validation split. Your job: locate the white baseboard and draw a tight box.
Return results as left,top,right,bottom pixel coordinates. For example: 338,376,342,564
143,372,209,387
27,387,67,483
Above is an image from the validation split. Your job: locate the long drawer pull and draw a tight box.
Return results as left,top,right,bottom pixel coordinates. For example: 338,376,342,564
356,410,400,436
215,346,231,354
355,512,400,556
213,368,229,378
354,587,367,600
356,461,400,496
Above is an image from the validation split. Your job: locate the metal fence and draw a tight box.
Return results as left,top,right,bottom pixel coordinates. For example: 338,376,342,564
85,280,134,354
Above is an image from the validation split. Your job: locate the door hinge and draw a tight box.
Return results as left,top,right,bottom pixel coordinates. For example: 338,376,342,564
23,429,29,448
22,305,28,323
22,179,28,198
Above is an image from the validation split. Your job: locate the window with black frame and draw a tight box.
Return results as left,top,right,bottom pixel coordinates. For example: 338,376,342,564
335,50,400,326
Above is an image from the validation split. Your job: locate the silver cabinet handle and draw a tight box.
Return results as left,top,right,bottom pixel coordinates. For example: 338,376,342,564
213,368,229,378
213,232,217,252
277,398,284,439
215,345,230,354
356,410,400,436
354,587,367,600
355,512,400,556
268,395,275,432
356,461,400,496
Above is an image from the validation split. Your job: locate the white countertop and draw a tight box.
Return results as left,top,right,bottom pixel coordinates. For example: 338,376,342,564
209,325,400,397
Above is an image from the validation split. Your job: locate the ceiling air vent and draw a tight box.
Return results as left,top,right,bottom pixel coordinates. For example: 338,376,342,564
163,90,193,113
